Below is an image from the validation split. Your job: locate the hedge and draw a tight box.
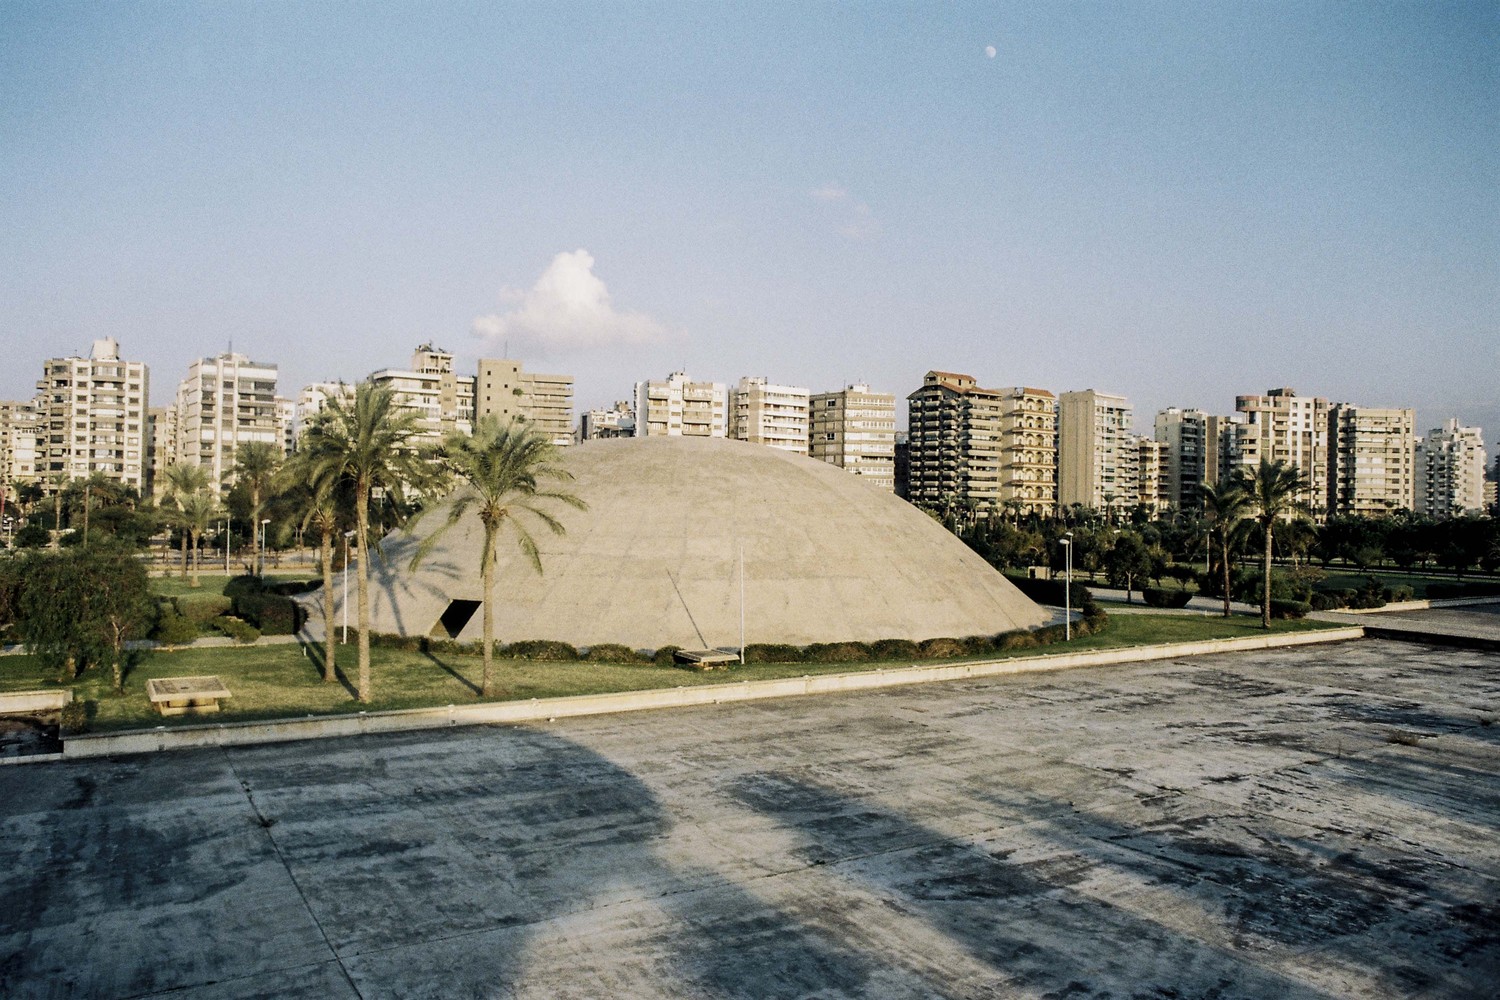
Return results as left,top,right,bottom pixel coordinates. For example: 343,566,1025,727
502,639,579,661
1269,599,1311,620
802,642,872,664
214,616,260,643
743,643,805,663
233,593,306,635
175,594,233,625
1006,575,1098,613
583,643,644,663
1142,587,1192,609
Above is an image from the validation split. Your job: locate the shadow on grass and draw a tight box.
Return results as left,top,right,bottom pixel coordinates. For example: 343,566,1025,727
303,642,360,700
423,650,481,697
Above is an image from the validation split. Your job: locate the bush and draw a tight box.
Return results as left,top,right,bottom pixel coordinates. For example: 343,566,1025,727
175,594,233,625
651,645,682,666
1032,624,1069,644
1309,591,1347,612
370,632,425,652
223,575,266,599
234,593,306,635
866,638,920,661
1080,611,1110,637
959,634,996,656
1142,587,1192,609
995,630,1040,651
1269,599,1311,620
151,603,200,645
502,639,579,661
1006,576,1097,613
583,643,643,663
214,616,260,643
743,643,805,663
917,637,966,659
58,700,89,736
802,642,871,664
266,579,320,596
1384,585,1415,603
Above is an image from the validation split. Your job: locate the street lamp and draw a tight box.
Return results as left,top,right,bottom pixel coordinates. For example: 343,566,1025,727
259,518,270,577
342,530,356,644
1061,532,1074,641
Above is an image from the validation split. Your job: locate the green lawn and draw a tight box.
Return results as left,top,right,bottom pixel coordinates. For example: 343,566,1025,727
0,614,1347,734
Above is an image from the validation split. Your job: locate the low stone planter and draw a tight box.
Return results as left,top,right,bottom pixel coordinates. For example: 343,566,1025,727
0,690,73,714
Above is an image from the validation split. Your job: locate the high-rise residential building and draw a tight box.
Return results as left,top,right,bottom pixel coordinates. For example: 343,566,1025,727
809,384,896,491
1230,388,1330,518
731,377,810,455
1415,419,1488,519
1058,389,1135,515
0,400,40,487
145,405,176,498
293,382,354,446
476,359,575,447
35,338,150,492
1327,404,1416,517
1136,435,1168,516
906,371,1005,512
578,401,636,441
1154,407,1227,509
633,372,728,438
370,345,475,448
275,397,297,454
995,387,1057,516
175,351,279,492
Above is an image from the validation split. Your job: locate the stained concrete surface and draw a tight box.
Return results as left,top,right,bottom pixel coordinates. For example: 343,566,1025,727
2,637,1497,999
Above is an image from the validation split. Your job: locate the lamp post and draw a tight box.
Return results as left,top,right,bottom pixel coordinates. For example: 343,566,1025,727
1204,529,1211,575
259,518,271,577
1061,532,1073,641
342,529,356,644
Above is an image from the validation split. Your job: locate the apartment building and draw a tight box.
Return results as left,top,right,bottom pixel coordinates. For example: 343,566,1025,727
578,401,637,441
476,359,575,447
995,387,1057,516
731,377,810,455
145,405,176,498
35,338,150,492
1136,435,1168,516
633,372,728,438
906,371,1005,512
1153,407,1227,509
369,345,474,448
809,384,896,491
1416,419,1488,519
1230,388,1329,517
1058,389,1136,515
1327,404,1416,517
175,352,280,492
0,400,39,487
292,382,354,446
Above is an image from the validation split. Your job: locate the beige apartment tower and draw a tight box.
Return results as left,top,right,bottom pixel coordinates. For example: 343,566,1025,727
36,338,150,492
1154,407,1226,509
1327,404,1416,517
175,352,280,493
1057,389,1135,515
731,377,810,455
476,359,574,447
369,345,474,449
809,384,896,491
1230,388,1329,518
633,372,728,438
0,400,40,488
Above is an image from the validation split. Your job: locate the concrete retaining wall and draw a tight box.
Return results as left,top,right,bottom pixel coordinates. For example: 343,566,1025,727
0,690,73,713
59,627,1366,759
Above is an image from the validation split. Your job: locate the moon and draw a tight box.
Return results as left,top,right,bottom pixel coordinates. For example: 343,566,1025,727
985,45,996,58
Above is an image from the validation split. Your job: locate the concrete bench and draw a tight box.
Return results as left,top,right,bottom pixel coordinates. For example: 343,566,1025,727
146,677,232,716
675,648,740,669
0,690,73,714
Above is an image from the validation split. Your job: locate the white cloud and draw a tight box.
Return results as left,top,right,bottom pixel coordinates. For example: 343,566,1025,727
985,44,996,59
810,183,878,239
472,250,667,352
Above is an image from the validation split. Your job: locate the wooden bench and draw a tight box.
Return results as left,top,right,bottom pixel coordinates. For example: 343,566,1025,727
675,648,740,670
146,677,232,716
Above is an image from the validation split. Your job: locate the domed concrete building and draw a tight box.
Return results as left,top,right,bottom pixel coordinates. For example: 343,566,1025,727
344,436,1050,650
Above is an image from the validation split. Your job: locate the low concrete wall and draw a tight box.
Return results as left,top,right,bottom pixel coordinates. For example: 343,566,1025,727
1338,596,1500,615
0,690,73,713
61,627,1366,760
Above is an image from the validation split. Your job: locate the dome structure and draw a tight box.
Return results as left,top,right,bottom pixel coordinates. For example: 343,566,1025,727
343,436,1050,650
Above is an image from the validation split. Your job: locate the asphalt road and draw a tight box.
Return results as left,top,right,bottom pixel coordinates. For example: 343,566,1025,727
2,637,1497,998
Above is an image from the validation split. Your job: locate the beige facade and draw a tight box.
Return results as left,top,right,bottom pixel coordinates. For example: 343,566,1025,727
996,387,1057,516
1416,419,1488,519
1058,389,1135,515
809,384,896,491
475,359,574,447
1327,405,1416,517
1154,407,1227,509
0,400,40,487
370,346,475,448
1136,435,1168,516
731,377,810,455
35,338,150,492
145,405,176,499
1230,388,1329,517
578,401,636,441
293,382,354,446
633,372,728,438
175,352,279,493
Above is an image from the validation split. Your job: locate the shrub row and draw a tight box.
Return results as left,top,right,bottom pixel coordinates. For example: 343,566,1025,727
214,616,260,643
1142,587,1193,609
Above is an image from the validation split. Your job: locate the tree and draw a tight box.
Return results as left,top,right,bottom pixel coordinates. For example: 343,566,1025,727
1201,479,1252,619
77,545,156,693
278,456,350,684
177,491,220,589
1105,530,1151,602
233,442,283,577
1238,459,1310,628
412,416,585,697
297,382,434,702
161,463,211,577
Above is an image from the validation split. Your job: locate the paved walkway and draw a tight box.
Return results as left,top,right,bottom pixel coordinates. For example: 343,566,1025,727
1,638,1494,998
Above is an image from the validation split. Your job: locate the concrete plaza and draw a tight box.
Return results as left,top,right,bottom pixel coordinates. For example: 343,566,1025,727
2,636,1497,998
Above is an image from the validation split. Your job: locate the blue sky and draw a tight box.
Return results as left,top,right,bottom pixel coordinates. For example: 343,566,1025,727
2,2,1496,441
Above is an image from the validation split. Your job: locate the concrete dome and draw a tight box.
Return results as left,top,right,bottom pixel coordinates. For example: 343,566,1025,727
349,436,1049,649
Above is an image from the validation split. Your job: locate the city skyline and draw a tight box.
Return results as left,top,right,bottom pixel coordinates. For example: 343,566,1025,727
3,3,1495,439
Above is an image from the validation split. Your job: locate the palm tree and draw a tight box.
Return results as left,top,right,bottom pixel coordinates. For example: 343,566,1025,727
177,491,219,589
233,442,283,577
412,416,585,697
161,463,211,577
278,457,348,684
1200,478,1252,618
297,382,432,702
1238,459,1311,629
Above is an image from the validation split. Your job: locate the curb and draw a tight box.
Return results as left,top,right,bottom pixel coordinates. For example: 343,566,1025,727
50,627,1367,761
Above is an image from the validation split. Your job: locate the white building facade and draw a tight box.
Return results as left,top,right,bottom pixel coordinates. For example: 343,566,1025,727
35,338,150,492
175,352,280,493
1416,419,1488,519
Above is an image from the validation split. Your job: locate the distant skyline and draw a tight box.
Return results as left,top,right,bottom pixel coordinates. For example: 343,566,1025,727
3,2,1496,440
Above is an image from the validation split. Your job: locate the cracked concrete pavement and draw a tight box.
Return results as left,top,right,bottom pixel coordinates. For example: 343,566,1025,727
2,634,1497,998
